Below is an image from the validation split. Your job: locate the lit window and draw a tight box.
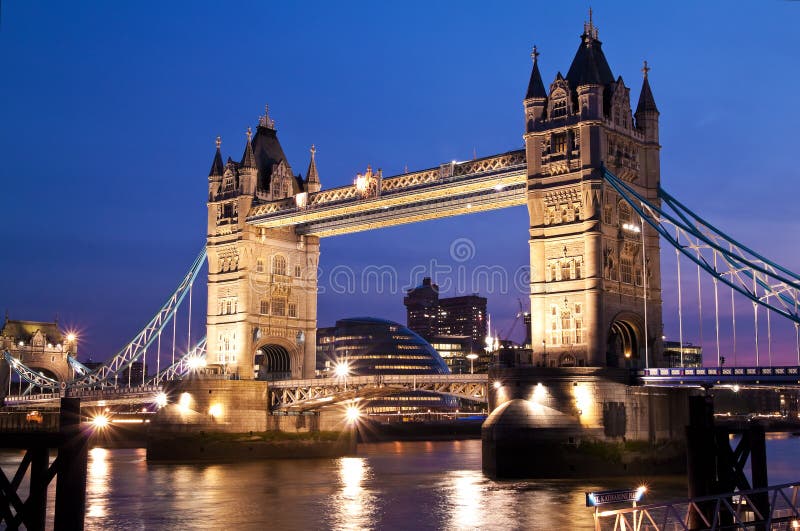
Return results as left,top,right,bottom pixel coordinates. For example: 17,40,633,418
552,132,567,153
260,300,269,315
621,257,633,284
272,255,287,276
288,303,297,318
561,261,571,281
272,299,286,316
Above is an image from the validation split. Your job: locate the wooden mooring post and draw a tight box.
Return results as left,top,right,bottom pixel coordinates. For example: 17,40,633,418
0,397,90,531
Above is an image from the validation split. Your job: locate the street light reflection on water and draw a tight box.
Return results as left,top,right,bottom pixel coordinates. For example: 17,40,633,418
334,457,376,530
61,440,702,529
87,448,109,519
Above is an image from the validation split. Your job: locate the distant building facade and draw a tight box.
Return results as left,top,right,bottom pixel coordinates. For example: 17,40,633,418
428,335,472,374
663,341,702,368
0,317,77,382
403,277,487,355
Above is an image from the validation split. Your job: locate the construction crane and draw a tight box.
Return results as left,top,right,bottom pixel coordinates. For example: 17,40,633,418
500,298,528,343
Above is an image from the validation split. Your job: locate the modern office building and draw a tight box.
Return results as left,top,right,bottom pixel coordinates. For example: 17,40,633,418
428,334,472,374
663,341,703,368
403,277,487,353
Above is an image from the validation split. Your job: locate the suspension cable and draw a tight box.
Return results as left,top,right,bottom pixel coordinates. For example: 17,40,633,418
142,347,147,386
156,330,161,385
696,246,703,353
187,283,193,355
641,215,649,369
753,275,759,366
766,298,772,367
171,305,177,366
713,253,721,366
676,229,684,367
731,286,737,366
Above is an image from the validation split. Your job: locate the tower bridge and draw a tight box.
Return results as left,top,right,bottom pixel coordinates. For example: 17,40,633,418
2,15,800,483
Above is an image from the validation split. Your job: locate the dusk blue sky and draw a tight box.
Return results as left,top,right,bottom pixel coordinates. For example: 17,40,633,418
2,1,799,364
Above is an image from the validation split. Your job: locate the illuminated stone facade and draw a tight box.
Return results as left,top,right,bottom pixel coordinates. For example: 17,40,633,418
0,317,77,382
524,19,663,368
206,110,320,379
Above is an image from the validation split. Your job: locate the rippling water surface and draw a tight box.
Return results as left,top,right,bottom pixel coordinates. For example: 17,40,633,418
3,435,800,530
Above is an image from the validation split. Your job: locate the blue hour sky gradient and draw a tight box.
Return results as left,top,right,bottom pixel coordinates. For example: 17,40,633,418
2,1,799,364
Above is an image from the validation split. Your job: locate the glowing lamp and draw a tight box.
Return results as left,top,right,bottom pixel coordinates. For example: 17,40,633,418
92,414,110,429
345,405,361,423
154,392,168,408
334,361,350,378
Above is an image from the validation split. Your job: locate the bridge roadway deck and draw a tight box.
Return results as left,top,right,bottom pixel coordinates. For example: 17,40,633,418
3,385,163,409
638,366,800,387
247,150,527,236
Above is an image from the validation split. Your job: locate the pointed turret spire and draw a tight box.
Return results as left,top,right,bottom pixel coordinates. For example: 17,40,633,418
566,9,614,87
635,61,659,115
241,126,256,168
307,145,319,182
208,136,224,177
525,45,547,100
305,144,321,193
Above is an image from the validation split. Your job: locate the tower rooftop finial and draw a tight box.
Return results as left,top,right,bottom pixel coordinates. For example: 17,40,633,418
246,126,252,142
215,136,221,149
642,60,650,79
531,45,540,63
583,7,599,41
259,104,275,129
310,144,316,156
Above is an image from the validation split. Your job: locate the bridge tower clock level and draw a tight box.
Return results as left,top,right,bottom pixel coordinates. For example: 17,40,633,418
524,18,663,369
206,108,320,380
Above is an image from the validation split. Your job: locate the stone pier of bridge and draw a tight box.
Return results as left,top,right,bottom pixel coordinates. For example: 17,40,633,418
482,367,694,478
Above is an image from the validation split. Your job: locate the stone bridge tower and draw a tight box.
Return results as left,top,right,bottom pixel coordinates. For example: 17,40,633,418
206,108,320,379
0,317,78,382
524,17,663,368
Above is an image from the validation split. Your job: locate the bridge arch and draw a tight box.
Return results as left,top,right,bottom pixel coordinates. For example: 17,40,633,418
253,336,301,381
606,312,644,368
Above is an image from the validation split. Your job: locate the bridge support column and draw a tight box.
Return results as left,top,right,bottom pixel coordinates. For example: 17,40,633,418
686,395,716,530
54,397,88,531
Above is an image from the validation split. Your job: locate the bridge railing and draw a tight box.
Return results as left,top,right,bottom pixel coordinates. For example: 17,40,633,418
593,482,800,530
638,366,800,385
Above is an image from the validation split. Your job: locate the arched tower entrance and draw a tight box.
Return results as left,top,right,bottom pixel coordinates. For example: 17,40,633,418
606,314,643,368
254,342,295,381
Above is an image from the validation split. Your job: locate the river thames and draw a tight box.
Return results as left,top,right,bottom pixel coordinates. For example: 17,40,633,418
3,434,800,530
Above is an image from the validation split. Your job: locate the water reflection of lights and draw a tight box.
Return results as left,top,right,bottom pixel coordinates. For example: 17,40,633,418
334,457,375,529
87,448,109,518
449,471,482,529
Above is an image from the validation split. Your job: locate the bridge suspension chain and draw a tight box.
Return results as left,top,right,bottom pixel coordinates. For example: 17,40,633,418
603,169,800,329
67,248,207,389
